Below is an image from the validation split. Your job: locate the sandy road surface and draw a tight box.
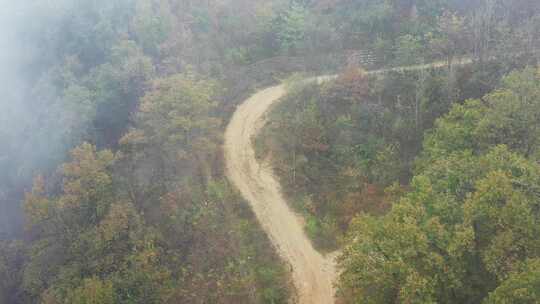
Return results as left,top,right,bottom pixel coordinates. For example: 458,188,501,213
223,60,473,304
224,83,337,304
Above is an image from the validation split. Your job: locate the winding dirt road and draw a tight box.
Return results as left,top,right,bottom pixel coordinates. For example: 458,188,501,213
224,81,337,303
224,59,473,304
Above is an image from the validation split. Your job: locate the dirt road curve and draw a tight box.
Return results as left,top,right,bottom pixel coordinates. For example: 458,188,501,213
224,60,473,304
224,82,337,303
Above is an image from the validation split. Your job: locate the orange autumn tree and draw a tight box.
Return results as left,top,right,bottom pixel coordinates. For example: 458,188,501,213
22,143,172,303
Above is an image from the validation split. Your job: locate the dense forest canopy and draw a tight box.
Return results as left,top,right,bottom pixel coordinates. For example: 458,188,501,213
337,67,540,302
1,0,539,303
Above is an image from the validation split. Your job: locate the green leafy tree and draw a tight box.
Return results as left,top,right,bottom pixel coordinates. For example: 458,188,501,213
339,145,540,303
474,67,540,157
339,67,540,303
119,73,221,199
65,278,115,304
90,40,155,146
428,11,470,67
272,2,307,54
485,258,540,304
394,34,425,65
132,0,171,56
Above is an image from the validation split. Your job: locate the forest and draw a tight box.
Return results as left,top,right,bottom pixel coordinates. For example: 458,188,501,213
1,0,540,303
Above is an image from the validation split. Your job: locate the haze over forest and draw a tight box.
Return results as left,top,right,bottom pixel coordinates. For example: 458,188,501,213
1,0,540,303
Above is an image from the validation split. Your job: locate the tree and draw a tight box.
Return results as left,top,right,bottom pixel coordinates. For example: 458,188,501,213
338,68,540,303
474,67,540,157
90,40,155,146
132,0,171,56
394,34,424,65
65,278,115,304
428,11,470,68
470,0,497,61
339,145,540,303
21,143,173,303
485,258,540,304
419,98,486,167
22,143,115,299
272,2,307,54
420,67,540,165
120,73,221,198
0,241,25,304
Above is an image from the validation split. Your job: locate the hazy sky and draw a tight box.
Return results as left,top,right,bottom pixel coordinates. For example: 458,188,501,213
0,1,36,237
0,1,26,120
